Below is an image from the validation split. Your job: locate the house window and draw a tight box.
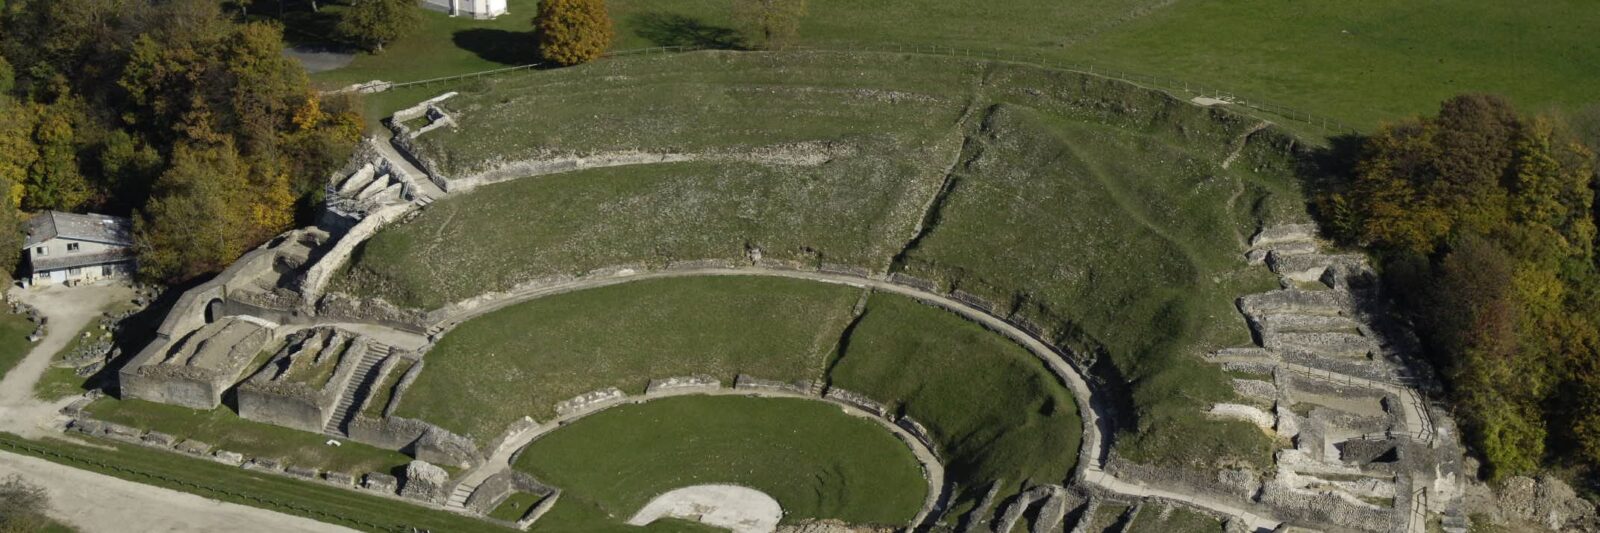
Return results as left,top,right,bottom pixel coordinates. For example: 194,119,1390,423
34,246,46,256
66,243,79,252
68,267,81,276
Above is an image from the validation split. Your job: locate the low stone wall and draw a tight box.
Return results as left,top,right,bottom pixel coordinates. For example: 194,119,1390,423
824,386,890,418
67,417,406,500
733,374,813,395
644,375,720,394
316,293,431,333
300,201,416,307
553,388,625,417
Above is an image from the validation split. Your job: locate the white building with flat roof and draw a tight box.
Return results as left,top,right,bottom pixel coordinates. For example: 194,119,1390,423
419,0,507,19
22,211,136,287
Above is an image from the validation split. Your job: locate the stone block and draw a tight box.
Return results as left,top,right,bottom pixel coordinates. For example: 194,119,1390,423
1250,224,1316,248
324,471,356,487
141,432,177,448
212,450,245,466
244,458,283,472
824,387,889,418
286,466,319,479
1209,403,1275,430
67,418,104,436
644,375,721,394
175,440,212,456
732,375,811,395
554,387,625,417
399,460,450,503
411,425,481,469
364,472,399,494
102,422,142,440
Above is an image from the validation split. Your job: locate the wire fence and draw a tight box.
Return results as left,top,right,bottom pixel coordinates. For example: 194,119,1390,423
365,43,1361,135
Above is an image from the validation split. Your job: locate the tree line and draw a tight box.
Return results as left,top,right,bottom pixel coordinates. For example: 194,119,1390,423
0,0,363,282
1323,94,1600,483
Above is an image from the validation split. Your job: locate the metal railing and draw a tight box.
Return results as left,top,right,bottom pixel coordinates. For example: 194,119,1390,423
360,43,1361,135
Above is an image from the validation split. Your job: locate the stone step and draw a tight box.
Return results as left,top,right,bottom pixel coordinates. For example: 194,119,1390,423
323,343,394,435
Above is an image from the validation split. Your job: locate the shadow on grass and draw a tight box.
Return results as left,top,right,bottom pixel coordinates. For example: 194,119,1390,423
629,12,744,49
452,28,541,66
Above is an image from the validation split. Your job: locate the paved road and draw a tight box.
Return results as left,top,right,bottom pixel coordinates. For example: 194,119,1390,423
425,266,1288,531
0,450,354,533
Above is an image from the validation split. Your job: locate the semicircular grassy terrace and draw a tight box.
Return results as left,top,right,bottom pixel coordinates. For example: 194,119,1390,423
393,275,1081,525
343,50,1306,503
516,395,928,531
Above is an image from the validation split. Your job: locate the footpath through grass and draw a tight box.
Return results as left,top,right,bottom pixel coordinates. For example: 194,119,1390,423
0,433,509,533
312,0,1598,130
84,398,411,477
395,276,861,441
516,395,927,530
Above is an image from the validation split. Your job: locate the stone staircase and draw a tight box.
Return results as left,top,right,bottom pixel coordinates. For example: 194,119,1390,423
445,483,475,509
323,341,392,436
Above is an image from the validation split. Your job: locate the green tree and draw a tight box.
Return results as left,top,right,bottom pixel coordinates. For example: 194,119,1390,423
733,0,807,50
0,99,36,207
337,0,421,53
23,101,90,210
135,141,251,282
533,0,614,66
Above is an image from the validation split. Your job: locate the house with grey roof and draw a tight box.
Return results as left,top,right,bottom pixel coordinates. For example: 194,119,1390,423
22,211,136,287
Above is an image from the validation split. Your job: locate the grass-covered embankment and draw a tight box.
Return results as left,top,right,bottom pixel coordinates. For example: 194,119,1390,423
84,398,411,476
395,276,861,440
515,395,927,530
827,292,1082,517
0,433,510,533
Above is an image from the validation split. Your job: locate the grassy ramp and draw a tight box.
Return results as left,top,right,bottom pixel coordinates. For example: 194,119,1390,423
516,395,927,530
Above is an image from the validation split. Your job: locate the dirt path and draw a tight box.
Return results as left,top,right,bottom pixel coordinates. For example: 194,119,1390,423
0,284,132,438
0,450,355,533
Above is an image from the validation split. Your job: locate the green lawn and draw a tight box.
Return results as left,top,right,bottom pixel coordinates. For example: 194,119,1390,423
827,293,1081,518
84,398,411,477
516,395,927,529
394,276,861,441
33,323,112,401
0,433,510,533
488,491,545,522
0,312,35,382
1125,505,1223,533
304,0,1597,130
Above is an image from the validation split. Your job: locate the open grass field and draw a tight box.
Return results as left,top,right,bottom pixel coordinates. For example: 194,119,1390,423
827,292,1081,517
0,311,35,382
394,276,861,440
0,433,510,533
515,395,927,529
84,398,412,476
304,0,1598,130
